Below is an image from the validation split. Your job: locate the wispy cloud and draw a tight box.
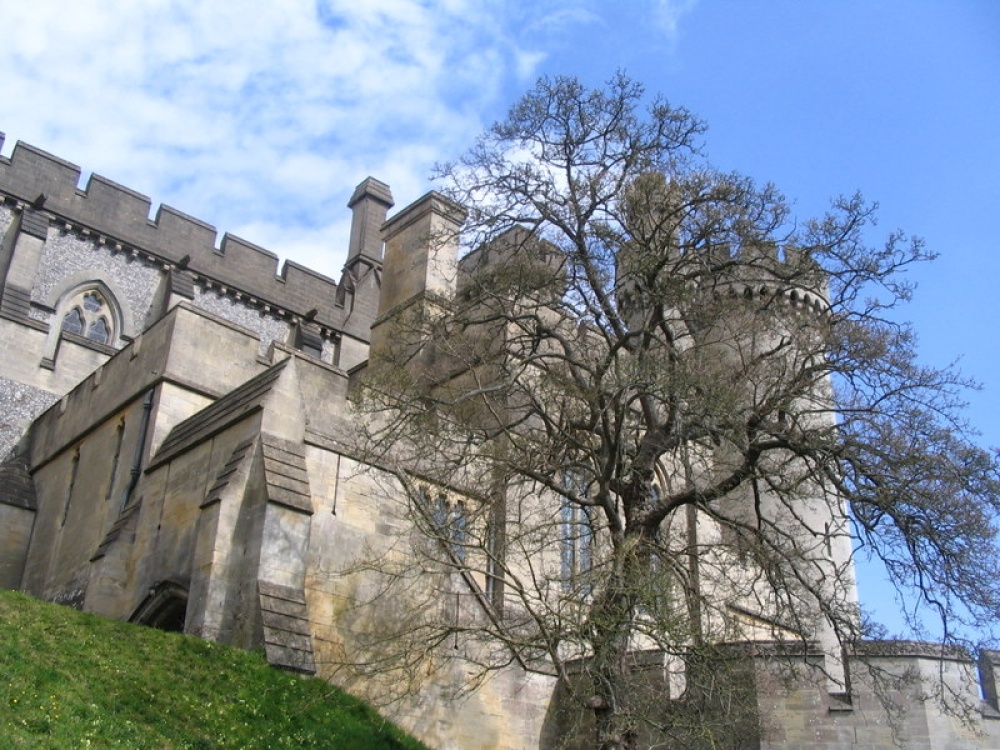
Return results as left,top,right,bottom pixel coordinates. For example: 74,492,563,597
649,0,698,40
1,1,690,275
0,0,549,275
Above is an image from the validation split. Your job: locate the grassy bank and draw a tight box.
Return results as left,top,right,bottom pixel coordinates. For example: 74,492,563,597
0,590,429,750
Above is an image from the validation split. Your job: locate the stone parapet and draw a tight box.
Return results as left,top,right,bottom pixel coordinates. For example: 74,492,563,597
26,303,266,470
0,139,346,330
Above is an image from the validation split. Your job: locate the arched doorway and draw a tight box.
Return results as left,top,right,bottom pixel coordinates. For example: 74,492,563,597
129,580,188,632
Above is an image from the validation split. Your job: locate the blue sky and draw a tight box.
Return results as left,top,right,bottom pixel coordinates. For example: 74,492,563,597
1,0,998,637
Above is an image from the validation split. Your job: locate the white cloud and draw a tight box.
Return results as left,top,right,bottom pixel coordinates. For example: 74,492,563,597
0,0,551,276
523,5,604,37
649,0,699,40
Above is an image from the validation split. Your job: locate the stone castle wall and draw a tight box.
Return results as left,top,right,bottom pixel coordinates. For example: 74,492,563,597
751,641,1000,750
0,134,389,456
2,134,999,750
0,202,13,238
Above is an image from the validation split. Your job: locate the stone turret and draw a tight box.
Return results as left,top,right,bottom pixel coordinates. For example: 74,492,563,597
346,177,394,265
334,177,394,368
693,245,854,691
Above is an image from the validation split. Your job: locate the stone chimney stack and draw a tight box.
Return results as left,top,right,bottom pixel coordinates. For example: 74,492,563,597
346,177,394,264
332,178,394,369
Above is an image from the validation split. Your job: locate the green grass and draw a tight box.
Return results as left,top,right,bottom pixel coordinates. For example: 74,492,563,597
0,590,430,750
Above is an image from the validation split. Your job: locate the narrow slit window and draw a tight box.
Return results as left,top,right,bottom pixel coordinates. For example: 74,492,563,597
561,469,594,594
62,448,81,527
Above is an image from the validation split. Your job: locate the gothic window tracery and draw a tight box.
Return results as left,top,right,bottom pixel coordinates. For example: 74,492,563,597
60,289,114,345
61,307,84,335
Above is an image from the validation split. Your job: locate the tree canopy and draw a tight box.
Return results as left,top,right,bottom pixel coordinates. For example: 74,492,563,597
351,74,1000,750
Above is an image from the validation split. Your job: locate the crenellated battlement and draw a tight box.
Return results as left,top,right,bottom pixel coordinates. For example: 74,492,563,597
0,137,348,330
721,277,830,316
708,243,831,316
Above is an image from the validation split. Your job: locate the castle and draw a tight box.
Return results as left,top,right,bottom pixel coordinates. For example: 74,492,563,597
1,133,999,749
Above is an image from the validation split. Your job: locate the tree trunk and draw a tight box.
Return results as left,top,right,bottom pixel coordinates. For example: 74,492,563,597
593,702,639,750
588,531,645,750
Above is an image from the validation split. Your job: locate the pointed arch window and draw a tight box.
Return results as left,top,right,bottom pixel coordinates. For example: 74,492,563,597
561,468,595,594
60,289,114,345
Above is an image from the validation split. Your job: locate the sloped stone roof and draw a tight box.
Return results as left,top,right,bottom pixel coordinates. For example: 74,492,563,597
260,434,312,514
150,358,289,467
259,580,316,674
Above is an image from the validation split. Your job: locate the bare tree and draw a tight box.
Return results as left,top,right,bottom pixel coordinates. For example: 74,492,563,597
349,74,1000,750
